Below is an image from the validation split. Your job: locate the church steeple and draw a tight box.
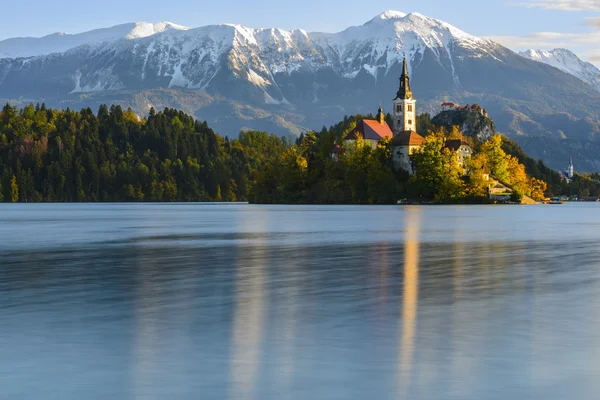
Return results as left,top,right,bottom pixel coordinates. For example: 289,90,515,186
377,105,385,125
392,55,417,135
395,56,413,100
568,155,574,179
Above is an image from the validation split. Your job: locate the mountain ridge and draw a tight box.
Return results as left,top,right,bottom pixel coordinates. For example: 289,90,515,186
1,11,600,171
519,48,600,92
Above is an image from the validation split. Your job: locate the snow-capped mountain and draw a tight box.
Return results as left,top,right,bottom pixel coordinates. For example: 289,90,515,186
520,48,600,92
0,11,504,101
0,22,189,59
1,11,600,171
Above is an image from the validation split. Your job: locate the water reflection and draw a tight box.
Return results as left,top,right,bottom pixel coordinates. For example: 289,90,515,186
2,204,600,400
398,207,421,398
229,222,268,400
133,247,161,400
449,238,473,399
273,250,301,399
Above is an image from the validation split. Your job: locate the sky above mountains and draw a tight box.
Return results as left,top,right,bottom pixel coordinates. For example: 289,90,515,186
0,0,598,66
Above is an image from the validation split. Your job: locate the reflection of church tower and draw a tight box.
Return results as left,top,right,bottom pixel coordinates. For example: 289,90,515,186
393,56,417,134
568,156,574,179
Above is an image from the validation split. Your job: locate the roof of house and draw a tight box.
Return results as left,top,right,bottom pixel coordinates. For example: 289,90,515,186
445,139,472,151
346,119,394,141
441,102,456,107
392,130,425,146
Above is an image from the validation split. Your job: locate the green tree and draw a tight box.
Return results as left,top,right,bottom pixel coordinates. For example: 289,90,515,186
10,175,18,203
480,134,509,181
410,132,446,199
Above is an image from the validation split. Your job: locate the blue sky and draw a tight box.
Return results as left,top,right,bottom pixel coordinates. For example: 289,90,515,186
1,0,599,64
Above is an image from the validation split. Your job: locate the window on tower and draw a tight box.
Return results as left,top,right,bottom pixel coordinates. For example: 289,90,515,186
396,105,402,113
408,105,413,112
408,120,412,125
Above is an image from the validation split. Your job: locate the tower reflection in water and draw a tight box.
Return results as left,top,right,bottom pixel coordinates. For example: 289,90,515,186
398,206,421,398
229,212,268,400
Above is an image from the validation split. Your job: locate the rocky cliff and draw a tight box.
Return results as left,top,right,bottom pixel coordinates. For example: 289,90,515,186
431,106,495,140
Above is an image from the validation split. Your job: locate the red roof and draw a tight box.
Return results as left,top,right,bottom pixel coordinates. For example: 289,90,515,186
346,119,394,141
441,102,456,107
392,130,425,146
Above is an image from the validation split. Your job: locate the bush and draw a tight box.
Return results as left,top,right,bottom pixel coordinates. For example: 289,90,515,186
510,190,524,203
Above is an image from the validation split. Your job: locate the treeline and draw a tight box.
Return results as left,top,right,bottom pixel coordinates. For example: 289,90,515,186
0,103,594,203
251,119,548,204
501,138,600,197
0,103,289,202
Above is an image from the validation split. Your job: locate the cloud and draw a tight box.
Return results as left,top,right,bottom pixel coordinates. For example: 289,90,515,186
509,0,600,10
588,49,600,63
488,31,600,47
501,1,600,66
487,31,600,66
587,17,600,28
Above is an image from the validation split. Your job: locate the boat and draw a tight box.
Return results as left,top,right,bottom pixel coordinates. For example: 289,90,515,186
545,197,565,205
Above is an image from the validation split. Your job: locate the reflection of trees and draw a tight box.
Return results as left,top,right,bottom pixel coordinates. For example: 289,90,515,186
370,242,391,323
273,247,304,399
133,246,162,400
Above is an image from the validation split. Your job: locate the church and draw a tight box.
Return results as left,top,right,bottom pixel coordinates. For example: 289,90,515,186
344,56,477,175
344,57,426,174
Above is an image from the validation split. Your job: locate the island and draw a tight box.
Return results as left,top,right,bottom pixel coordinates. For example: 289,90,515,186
0,58,595,204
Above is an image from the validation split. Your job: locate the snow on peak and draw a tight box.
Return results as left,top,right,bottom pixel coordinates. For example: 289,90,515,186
522,48,578,61
520,48,600,91
125,22,190,39
0,22,190,59
0,11,505,96
371,10,408,21
362,10,481,43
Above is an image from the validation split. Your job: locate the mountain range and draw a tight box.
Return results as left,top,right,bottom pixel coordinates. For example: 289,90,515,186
1,11,600,172
519,48,600,93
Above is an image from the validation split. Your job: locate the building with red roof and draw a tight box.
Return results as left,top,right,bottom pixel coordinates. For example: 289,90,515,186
345,107,393,149
441,102,457,110
340,55,435,176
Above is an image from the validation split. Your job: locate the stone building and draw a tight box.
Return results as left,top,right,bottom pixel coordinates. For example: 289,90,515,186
392,131,425,173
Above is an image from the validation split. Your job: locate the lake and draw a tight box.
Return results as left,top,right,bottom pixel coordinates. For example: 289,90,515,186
1,203,600,400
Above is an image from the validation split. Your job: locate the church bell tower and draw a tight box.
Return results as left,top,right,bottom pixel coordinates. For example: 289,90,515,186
393,56,417,134
568,156,574,179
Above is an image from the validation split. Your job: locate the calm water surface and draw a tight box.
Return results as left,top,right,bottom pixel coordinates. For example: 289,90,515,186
1,203,600,400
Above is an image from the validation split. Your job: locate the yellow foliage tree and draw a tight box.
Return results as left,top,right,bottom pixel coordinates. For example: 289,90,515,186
448,125,462,139
506,155,529,195
529,178,548,201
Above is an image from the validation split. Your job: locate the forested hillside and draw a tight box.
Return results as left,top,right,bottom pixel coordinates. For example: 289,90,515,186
0,103,598,203
0,103,289,202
